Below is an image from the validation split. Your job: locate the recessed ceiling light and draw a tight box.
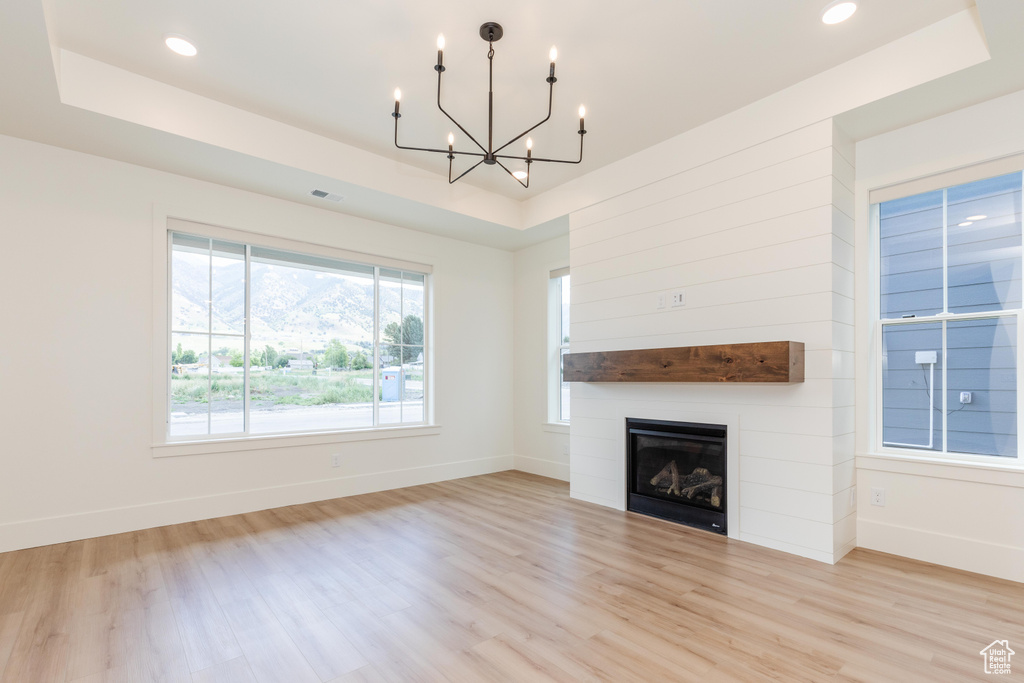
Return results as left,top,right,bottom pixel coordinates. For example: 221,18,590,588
512,171,528,180
966,214,987,221
958,221,973,227
821,1,857,24
164,34,197,57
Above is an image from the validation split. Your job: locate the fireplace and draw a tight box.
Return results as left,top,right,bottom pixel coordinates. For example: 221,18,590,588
626,418,727,534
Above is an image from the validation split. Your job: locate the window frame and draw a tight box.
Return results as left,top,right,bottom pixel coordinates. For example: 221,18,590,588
872,171,1024,464
548,268,570,425
152,214,435,453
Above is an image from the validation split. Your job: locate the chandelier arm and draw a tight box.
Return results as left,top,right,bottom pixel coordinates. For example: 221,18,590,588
436,68,487,154
394,116,485,156
494,158,529,189
495,131,585,165
449,158,486,184
398,144,485,157
492,81,554,156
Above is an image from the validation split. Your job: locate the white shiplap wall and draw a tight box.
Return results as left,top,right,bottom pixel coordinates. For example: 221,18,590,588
568,118,856,563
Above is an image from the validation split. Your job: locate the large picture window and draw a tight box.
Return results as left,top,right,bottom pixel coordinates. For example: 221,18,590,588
168,230,428,440
876,171,1021,458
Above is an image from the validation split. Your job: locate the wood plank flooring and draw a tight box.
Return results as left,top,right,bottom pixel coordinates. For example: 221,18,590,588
0,471,1021,682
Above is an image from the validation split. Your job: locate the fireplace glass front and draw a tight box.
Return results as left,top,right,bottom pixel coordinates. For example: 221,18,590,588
627,418,727,534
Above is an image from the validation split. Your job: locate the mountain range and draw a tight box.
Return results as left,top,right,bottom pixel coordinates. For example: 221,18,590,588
172,253,422,351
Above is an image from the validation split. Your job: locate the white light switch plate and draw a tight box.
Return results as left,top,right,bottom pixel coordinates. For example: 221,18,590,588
671,290,686,307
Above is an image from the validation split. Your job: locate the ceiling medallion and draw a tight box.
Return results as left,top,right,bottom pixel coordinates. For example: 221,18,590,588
391,22,587,188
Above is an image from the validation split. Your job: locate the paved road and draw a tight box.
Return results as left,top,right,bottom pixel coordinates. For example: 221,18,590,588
170,401,424,436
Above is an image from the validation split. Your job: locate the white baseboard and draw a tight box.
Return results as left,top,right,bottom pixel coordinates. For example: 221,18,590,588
0,455,514,554
569,488,622,511
513,454,569,481
858,518,1024,583
738,531,837,565
833,537,857,562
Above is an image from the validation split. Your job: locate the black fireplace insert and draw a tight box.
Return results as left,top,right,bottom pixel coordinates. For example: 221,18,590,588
626,418,727,535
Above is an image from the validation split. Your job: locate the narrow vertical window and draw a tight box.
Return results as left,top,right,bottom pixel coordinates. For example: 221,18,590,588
378,269,425,425
559,273,571,422
169,235,246,437
550,268,570,423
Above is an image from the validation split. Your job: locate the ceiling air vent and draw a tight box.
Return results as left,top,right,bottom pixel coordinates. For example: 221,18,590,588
310,189,343,202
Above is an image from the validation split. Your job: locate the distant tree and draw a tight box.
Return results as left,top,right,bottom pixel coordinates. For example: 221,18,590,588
173,344,198,364
229,349,244,367
275,354,293,369
323,339,349,369
263,345,278,368
350,350,371,370
383,315,423,363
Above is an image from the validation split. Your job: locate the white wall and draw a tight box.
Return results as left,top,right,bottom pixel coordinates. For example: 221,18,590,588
513,236,570,480
0,134,515,553
566,117,856,564
854,88,1024,583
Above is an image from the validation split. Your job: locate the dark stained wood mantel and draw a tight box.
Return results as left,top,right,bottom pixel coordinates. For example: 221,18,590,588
563,341,804,383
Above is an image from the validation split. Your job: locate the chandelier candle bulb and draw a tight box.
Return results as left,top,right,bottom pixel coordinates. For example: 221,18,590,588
436,34,445,69
579,105,586,132
447,132,454,156
526,137,533,159
393,88,401,116
549,46,557,79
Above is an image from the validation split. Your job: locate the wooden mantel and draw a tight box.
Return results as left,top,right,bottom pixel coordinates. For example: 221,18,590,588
563,341,804,383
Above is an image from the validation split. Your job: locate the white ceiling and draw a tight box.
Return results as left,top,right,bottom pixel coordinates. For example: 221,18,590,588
3,0,1024,249
48,0,973,199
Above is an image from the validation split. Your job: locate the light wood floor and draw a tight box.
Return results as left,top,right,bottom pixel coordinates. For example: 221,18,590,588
0,472,1021,682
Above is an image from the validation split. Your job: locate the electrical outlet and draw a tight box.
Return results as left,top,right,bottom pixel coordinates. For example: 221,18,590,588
849,486,856,507
670,290,686,307
656,293,666,309
331,453,341,468
870,487,885,506
960,391,972,404
562,442,569,456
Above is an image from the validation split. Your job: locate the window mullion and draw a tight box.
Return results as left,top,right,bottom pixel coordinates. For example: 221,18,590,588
400,273,405,424
207,238,213,436
243,244,251,436
942,188,949,315
1018,310,1024,462
941,320,948,453
373,266,380,427
166,231,173,440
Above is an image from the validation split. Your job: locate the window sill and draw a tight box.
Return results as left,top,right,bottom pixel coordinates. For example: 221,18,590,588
543,422,570,435
152,424,442,458
857,451,1024,489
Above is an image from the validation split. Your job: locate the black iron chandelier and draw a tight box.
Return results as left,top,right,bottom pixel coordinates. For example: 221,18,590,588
391,22,587,188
